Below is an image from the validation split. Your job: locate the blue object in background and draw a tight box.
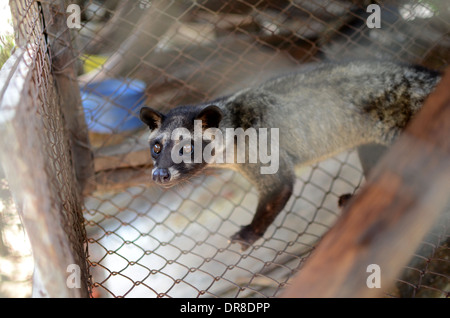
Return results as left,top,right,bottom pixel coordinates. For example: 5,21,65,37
81,78,146,133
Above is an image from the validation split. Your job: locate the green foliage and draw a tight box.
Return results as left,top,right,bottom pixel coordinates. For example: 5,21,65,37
0,34,15,69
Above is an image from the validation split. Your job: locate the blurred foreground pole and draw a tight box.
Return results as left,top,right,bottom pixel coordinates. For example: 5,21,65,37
1,0,90,297
281,67,450,298
41,1,95,194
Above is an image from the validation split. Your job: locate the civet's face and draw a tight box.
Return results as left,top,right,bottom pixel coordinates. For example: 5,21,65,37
140,105,222,187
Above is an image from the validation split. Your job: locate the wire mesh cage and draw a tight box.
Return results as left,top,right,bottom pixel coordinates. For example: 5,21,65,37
0,0,449,298
0,0,90,297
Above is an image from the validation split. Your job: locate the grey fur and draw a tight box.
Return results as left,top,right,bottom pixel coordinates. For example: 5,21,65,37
140,60,441,251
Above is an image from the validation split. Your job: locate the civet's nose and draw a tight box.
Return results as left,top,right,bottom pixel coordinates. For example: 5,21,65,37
152,168,171,184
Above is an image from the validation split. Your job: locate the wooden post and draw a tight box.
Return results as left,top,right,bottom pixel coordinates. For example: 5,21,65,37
41,0,95,194
0,47,89,298
1,0,91,297
281,67,450,298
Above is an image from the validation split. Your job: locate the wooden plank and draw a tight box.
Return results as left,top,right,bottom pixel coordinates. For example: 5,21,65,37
0,43,89,297
83,132,152,193
94,149,150,172
281,67,450,298
92,166,153,193
41,1,95,194
92,132,150,172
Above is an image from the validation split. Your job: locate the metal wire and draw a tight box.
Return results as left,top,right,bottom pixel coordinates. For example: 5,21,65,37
2,0,449,297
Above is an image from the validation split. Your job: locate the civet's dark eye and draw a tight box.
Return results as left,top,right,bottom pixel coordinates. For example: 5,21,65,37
179,143,193,156
152,142,162,155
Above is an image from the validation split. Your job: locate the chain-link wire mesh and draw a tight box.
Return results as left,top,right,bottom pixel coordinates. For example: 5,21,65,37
1,0,449,298
0,0,89,296
77,0,449,298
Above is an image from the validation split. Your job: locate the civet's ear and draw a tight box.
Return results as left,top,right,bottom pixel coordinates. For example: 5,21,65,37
195,105,223,129
140,107,164,131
